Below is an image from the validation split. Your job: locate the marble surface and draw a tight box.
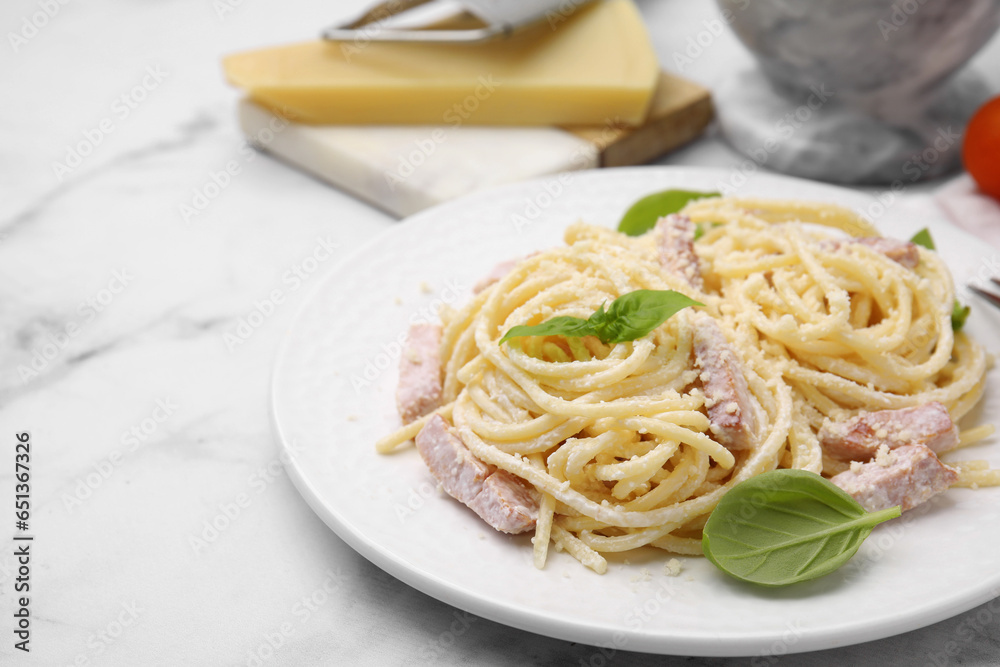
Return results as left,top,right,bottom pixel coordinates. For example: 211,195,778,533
2,0,1000,665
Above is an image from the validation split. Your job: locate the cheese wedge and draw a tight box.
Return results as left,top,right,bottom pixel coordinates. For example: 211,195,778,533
222,0,659,126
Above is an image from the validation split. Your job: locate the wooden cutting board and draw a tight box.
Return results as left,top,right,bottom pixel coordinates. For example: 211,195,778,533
238,72,712,218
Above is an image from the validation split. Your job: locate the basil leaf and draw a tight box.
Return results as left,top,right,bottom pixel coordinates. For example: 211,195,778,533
498,316,594,345
587,302,609,330
910,228,935,250
500,290,701,346
952,299,970,331
702,469,900,587
594,290,703,344
618,189,720,236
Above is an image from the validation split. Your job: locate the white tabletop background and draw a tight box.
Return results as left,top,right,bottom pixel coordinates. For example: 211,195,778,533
2,0,1000,665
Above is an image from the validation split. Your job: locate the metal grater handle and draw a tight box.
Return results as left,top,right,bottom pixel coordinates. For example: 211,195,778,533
322,0,591,44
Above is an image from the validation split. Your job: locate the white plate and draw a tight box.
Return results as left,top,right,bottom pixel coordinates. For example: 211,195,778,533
271,167,1000,657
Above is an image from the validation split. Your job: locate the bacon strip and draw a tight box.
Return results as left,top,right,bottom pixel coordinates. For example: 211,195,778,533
396,324,443,424
415,415,538,534
656,214,703,289
467,471,540,534
692,313,758,451
830,444,957,513
819,402,958,462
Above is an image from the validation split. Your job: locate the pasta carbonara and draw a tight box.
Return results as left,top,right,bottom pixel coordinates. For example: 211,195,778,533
378,197,994,574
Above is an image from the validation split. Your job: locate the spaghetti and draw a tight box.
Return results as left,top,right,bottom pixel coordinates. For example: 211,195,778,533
377,198,992,573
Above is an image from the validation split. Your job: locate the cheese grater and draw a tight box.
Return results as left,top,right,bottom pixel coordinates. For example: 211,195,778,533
322,0,596,43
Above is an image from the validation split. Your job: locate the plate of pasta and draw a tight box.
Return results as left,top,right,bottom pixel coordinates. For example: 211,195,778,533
271,167,1000,656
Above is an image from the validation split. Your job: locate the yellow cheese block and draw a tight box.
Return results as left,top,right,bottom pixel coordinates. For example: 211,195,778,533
222,0,659,126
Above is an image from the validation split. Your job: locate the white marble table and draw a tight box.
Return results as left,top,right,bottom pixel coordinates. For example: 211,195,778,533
3,0,1000,664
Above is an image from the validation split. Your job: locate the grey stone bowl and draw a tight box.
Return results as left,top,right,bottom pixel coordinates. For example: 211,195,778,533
715,0,1000,185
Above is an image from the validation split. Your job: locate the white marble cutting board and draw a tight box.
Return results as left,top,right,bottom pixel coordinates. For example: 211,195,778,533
239,100,600,217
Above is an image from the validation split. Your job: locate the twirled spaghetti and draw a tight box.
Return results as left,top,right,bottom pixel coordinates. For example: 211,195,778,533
377,198,993,573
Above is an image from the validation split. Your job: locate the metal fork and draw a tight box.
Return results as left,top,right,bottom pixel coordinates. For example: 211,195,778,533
968,277,1000,310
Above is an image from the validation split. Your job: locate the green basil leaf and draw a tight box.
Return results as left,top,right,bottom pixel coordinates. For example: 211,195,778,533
588,302,609,329
952,299,970,331
618,189,720,237
594,290,704,344
498,316,594,345
500,290,701,346
910,228,935,250
702,469,900,587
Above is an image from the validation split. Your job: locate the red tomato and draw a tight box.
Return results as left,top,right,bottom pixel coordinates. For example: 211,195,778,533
964,96,1000,199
